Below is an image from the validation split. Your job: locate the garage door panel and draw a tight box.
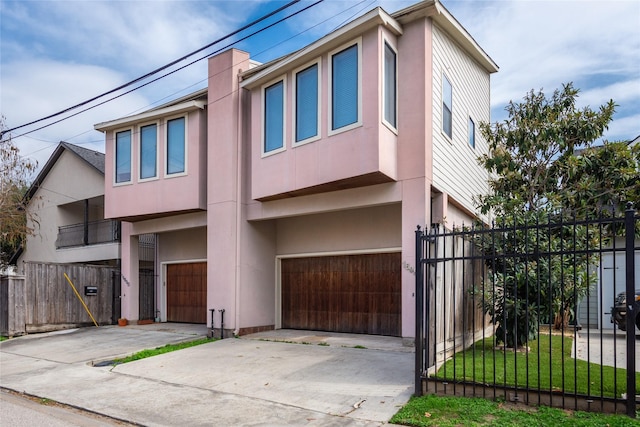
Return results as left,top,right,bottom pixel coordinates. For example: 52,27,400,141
281,253,400,336
167,262,206,324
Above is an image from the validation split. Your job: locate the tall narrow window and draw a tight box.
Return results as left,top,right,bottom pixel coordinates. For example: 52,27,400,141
295,64,318,142
331,43,358,130
383,42,397,128
115,130,131,183
264,80,284,153
167,117,185,175
468,117,475,148
442,75,452,138
140,124,157,179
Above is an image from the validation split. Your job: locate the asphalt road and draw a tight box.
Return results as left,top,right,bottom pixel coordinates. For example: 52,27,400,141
0,389,134,427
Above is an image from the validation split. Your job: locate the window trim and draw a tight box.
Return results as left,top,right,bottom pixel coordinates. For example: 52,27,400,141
442,73,453,140
261,75,287,157
468,116,475,149
328,38,362,137
292,59,321,147
164,114,188,178
138,121,159,182
382,38,398,133
113,127,133,186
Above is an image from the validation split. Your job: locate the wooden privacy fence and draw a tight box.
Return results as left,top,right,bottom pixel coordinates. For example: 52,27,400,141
1,262,119,336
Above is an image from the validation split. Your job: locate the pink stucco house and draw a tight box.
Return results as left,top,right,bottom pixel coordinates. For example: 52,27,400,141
94,0,497,340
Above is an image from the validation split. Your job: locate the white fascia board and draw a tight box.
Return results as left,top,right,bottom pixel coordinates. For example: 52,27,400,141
241,7,402,90
431,2,498,73
94,100,206,132
394,0,498,74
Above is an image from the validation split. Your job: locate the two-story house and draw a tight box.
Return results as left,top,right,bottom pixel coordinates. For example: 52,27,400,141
15,142,120,270
95,0,497,340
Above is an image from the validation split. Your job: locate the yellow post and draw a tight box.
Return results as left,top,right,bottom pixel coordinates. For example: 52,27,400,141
64,272,99,327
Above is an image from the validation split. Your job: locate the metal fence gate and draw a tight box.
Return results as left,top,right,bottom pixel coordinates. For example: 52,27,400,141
138,234,156,321
111,269,121,324
415,206,639,417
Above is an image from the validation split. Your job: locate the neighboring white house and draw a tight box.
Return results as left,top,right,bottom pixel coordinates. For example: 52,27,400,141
14,142,120,271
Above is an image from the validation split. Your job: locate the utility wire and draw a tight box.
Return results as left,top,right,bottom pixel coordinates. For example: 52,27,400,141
3,0,325,143
0,0,302,139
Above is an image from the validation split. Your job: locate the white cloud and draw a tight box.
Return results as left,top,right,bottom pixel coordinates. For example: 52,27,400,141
2,0,638,170
443,0,640,141
1,58,152,169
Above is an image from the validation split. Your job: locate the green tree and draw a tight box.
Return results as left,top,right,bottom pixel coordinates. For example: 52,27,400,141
474,83,638,346
0,117,37,268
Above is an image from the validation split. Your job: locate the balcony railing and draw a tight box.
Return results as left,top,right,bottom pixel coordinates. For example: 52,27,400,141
56,219,121,249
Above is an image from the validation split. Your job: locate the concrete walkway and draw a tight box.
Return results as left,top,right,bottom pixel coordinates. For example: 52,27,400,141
573,328,640,372
0,325,413,426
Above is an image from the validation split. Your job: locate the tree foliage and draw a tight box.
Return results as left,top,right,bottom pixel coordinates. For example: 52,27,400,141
477,82,618,216
475,83,637,346
0,117,37,268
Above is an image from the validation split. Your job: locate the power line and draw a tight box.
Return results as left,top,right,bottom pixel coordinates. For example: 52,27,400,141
0,0,302,140
2,0,326,144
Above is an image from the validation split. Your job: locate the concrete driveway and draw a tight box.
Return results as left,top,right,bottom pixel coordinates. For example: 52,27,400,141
0,325,413,426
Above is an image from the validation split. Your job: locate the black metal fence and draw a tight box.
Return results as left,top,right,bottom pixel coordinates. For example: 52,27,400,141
415,207,639,417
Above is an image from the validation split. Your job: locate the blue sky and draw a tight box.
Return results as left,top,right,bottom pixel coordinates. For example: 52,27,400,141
1,0,639,171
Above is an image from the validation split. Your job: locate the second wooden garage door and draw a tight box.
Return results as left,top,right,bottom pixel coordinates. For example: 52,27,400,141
166,262,206,324
281,253,401,336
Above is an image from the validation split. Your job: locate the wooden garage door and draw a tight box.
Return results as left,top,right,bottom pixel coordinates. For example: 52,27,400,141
281,253,401,336
167,262,206,323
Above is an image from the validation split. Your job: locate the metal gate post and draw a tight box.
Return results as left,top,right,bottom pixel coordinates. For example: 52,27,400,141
624,203,636,418
415,226,424,396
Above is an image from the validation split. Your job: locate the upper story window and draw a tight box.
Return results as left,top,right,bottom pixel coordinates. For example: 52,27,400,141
468,117,475,148
442,75,453,138
166,117,186,175
294,62,320,144
329,40,361,134
263,78,285,155
115,129,131,184
383,41,397,129
140,123,157,180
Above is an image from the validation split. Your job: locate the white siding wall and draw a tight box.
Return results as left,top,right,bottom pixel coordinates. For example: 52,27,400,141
19,151,114,268
431,24,491,217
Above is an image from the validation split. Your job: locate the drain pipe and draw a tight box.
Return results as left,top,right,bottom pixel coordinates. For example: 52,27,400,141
219,309,225,339
209,308,215,338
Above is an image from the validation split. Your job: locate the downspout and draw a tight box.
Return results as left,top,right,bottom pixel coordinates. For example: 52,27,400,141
83,198,89,245
234,68,243,337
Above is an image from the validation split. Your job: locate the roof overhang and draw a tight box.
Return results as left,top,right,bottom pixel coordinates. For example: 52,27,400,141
94,99,206,132
241,7,403,89
394,0,498,73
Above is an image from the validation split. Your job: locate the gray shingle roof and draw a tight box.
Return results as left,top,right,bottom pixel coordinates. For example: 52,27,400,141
60,141,105,174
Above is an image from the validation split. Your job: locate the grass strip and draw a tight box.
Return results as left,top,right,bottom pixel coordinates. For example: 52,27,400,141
112,337,214,364
391,394,639,427
435,334,640,398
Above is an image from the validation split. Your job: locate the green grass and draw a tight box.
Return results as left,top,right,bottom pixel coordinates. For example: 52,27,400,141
435,334,640,398
0,336,7,342
390,394,640,426
112,337,214,364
